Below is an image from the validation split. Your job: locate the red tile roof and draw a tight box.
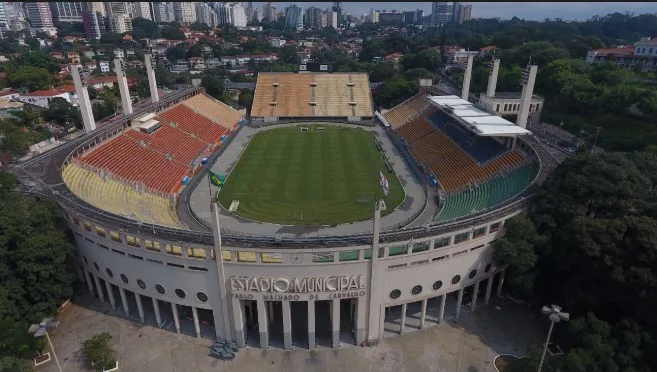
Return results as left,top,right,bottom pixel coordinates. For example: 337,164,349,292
23,89,71,97
592,46,635,56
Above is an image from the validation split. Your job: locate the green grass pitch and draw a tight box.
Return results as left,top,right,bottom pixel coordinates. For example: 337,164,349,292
217,124,405,225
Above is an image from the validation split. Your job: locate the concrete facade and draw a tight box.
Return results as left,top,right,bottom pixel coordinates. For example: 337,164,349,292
64,201,513,349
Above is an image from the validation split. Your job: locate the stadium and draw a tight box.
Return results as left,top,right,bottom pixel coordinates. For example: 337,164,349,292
13,57,556,351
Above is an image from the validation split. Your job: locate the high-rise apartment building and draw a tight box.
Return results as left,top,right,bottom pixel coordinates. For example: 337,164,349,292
82,2,105,39
0,3,8,32
403,9,424,25
195,3,214,27
132,2,153,21
152,2,174,22
304,6,322,28
263,2,276,21
173,2,196,23
284,4,302,30
50,2,83,23
216,3,232,26
104,2,131,18
23,2,57,35
3,3,27,31
454,3,472,23
369,9,379,23
431,2,455,27
231,3,247,28
109,14,132,33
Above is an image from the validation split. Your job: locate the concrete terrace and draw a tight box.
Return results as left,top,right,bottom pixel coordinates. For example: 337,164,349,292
187,123,430,237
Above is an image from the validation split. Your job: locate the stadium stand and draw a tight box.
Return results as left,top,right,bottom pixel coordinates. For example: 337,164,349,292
124,126,209,165
62,163,183,228
428,111,507,163
182,93,243,130
251,72,374,118
435,162,539,222
157,104,228,144
383,94,431,129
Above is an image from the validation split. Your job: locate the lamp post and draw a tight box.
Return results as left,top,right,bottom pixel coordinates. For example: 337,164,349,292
28,317,63,372
537,304,569,372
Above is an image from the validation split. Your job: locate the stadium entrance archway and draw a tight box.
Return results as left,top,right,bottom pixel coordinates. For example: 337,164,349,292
290,301,309,348
242,300,260,347
339,298,357,346
383,305,404,336
315,300,332,347
266,301,284,349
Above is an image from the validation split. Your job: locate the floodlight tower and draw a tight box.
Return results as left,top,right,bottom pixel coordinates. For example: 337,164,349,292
28,318,63,372
461,54,474,101
516,63,538,129
114,58,133,115
486,58,500,97
71,65,96,132
144,54,160,103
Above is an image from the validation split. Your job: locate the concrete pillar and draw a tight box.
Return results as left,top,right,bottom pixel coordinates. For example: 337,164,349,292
171,303,181,334
71,65,96,132
420,299,428,330
486,59,500,97
192,307,201,338
485,275,494,305
84,270,94,294
438,294,446,324
308,301,316,349
516,65,538,128
331,299,340,348
105,281,116,310
231,300,245,347
257,298,269,349
114,58,133,115
119,287,129,315
366,200,384,342
144,54,159,103
455,288,464,321
135,293,145,323
93,275,105,303
355,297,367,345
210,202,234,341
152,298,162,327
461,54,474,101
282,301,292,350
471,281,480,311
496,270,506,298
399,303,407,335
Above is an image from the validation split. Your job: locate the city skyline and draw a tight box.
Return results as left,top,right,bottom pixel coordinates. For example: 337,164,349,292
271,2,657,21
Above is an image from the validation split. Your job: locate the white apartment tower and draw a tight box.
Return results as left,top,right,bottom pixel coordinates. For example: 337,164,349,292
173,2,196,23
23,2,57,35
132,2,153,21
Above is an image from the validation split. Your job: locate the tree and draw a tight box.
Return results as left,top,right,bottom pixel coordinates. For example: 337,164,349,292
189,22,210,32
201,75,225,101
99,32,122,45
493,215,542,297
8,66,52,91
237,88,253,108
161,26,185,40
0,356,33,372
373,76,418,108
369,63,397,83
400,49,442,72
166,45,186,61
130,18,160,40
0,119,31,156
12,51,59,74
81,333,116,371
277,45,299,64
43,98,82,129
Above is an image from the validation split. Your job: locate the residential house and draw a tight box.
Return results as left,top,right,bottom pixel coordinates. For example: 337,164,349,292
50,51,65,61
85,61,97,71
170,60,189,73
113,48,125,59
16,87,78,108
150,46,168,56
98,60,111,73
206,58,221,69
220,54,278,67
189,57,206,71
96,48,107,57
66,51,80,64
88,76,118,90
586,37,657,71
479,46,499,57
83,50,95,59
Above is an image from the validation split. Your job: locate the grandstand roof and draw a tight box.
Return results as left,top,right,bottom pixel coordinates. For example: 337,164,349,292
428,95,531,137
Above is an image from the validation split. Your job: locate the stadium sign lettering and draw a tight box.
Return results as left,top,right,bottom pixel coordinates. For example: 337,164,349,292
229,275,366,293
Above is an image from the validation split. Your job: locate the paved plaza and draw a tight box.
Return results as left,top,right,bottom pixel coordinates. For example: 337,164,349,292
42,291,540,372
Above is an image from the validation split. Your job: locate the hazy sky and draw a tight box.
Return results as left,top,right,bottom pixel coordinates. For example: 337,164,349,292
262,2,657,21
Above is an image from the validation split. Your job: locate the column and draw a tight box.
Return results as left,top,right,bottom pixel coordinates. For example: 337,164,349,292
484,275,494,305
399,303,407,335
171,303,181,334
93,275,105,303
282,301,292,350
135,293,145,323
192,307,201,338
471,281,480,311
331,299,340,348
461,54,474,100
84,270,94,294
119,287,129,315
152,298,162,327
420,299,428,330
438,294,446,324
105,281,116,310
355,297,367,345
257,298,269,349
308,301,316,349
496,270,506,298
366,201,383,342
231,300,245,347
455,288,464,321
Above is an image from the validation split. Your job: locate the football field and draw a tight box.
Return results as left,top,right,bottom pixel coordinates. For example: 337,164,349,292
217,125,405,225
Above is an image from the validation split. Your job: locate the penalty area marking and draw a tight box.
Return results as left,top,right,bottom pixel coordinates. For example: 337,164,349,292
229,200,240,212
